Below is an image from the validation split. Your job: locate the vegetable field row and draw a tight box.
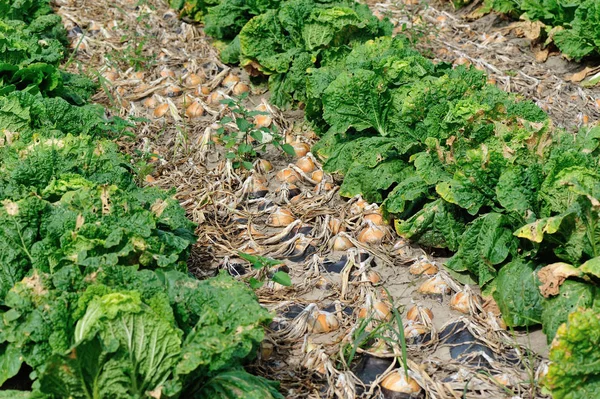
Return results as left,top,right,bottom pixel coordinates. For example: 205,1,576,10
460,0,600,60
170,0,600,397
0,0,281,397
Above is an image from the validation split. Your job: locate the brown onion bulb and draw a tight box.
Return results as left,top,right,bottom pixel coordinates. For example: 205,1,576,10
307,311,339,333
276,168,300,184
164,85,182,97
296,156,315,173
254,114,272,128
364,212,384,225
357,224,386,244
406,305,433,323
233,82,250,95
381,370,421,395
142,96,157,109
267,208,294,227
409,261,438,276
311,170,324,183
160,68,176,78
418,274,451,295
404,322,429,339
207,91,224,105
291,142,310,157
255,159,272,173
332,234,354,251
328,218,344,235
185,73,203,87
222,73,240,88
185,101,205,118
153,103,169,118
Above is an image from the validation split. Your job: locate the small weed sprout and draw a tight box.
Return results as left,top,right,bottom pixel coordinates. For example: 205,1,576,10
216,93,295,169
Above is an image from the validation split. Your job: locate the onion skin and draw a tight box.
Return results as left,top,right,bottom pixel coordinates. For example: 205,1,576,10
417,275,451,295
296,156,315,173
328,218,344,235
307,311,339,333
357,225,385,244
276,168,300,184
254,114,272,128
291,142,310,157
267,208,295,227
332,234,354,251
381,370,421,394
364,212,384,225
409,261,438,276
222,73,240,88
143,96,157,109
185,102,205,118
153,103,169,118
207,91,224,105
404,322,429,339
406,305,433,322
312,170,324,183
358,301,392,321
233,82,250,95
255,159,273,173
185,73,203,87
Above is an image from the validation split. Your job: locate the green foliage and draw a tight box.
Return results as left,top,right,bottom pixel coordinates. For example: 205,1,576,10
216,94,294,169
0,3,280,396
235,0,392,107
545,308,600,398
493,257,544,326
480,0,600,59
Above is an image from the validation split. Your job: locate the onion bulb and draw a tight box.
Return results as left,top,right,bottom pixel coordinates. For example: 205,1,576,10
276,168,300,184
185,102,204,118
102,71,119,82
196,85,211,96
417,274,451,295
207,91,224,105
350,198,369,215
406,305,433,323
313,182,334,193
366,270,382,284
307,310,339,333
267,208,294,227
328,218,344,235
153,103,169,118
185,73,203,87
296,156,315,173
409,261,438,276
233,82,250,95
404,322,429,339
255,159,272,173
291,141,310,157
450,289,480,314
145,175,156,183
454,57,471,67
222,73,240,88
357,224,386,244
364,212,384,225
254,114,272,128
160,68,175,78
358,301,392,321
332,234,354,251
311,170,323,183
164,85,182,97
380,370,421,395
142,96,157,109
